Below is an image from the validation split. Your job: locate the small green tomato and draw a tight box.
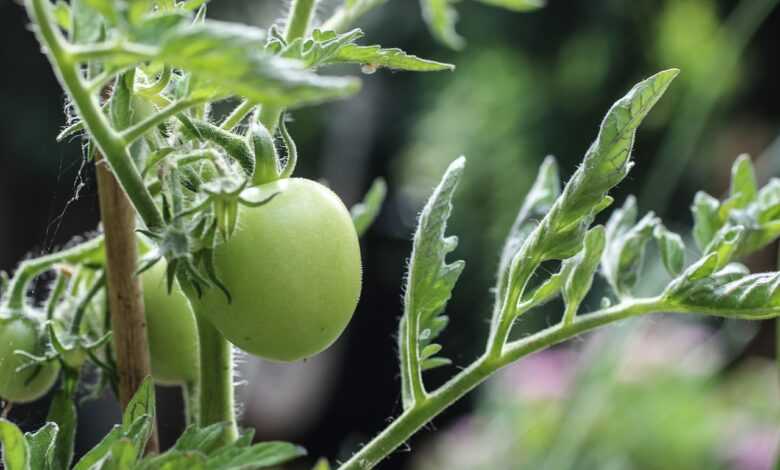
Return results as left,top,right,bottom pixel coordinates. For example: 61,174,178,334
142,260,200,385
189,178,362,362
0,313,61,403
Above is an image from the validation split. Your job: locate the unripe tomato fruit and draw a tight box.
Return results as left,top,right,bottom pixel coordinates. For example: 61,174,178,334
0,314,61,403
142,261,200,385
189,178,362,361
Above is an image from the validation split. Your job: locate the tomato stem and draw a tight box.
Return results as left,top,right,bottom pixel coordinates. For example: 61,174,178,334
321,0,388,33
24,0,163,231
257,0,319,134
196,315,239,443
284,0,318,43
220,99,256,131
182,379,201,427
2,237,105,312
337,297,666,470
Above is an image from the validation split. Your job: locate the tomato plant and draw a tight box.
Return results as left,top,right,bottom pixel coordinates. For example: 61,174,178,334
191,178,362,362
1,0,779,469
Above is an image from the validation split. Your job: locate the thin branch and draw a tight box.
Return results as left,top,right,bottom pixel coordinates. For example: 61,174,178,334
68,41,158,63
120,98,205,145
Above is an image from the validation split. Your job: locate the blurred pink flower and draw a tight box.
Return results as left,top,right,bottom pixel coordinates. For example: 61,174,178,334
496,347,578,400
723,426,779,470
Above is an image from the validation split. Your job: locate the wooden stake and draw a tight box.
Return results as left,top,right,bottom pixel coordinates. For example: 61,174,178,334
95,155,159,453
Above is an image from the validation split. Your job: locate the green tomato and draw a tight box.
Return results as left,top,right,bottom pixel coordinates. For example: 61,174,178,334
142,260,200,385
190,178,362,361
0,314,61,403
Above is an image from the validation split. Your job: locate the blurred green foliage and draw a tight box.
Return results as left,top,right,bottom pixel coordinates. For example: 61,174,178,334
412,319,779,470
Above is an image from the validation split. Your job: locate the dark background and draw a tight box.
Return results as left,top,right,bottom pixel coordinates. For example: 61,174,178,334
1,0,779,468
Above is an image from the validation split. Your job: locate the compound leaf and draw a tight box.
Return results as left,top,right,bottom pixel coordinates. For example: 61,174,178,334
159,21,360,107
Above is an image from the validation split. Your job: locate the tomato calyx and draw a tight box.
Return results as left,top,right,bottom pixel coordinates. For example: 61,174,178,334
140,173,283,301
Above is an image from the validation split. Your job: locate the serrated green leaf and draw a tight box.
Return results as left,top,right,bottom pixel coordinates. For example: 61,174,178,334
25,423,58,470
562,226,605,324
492,71,675,328
330,44,454,71
351,178,387,237
602,196,660,296
691,191,722,250
400,157,466,409
47,390,78,470
473,0,544,12
420,0,464,49
159,21,361,107
557,69,679,226
403,157,465,356
0,419,30,470
205,441,306,469
495,156,560,310
653,225,685,276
